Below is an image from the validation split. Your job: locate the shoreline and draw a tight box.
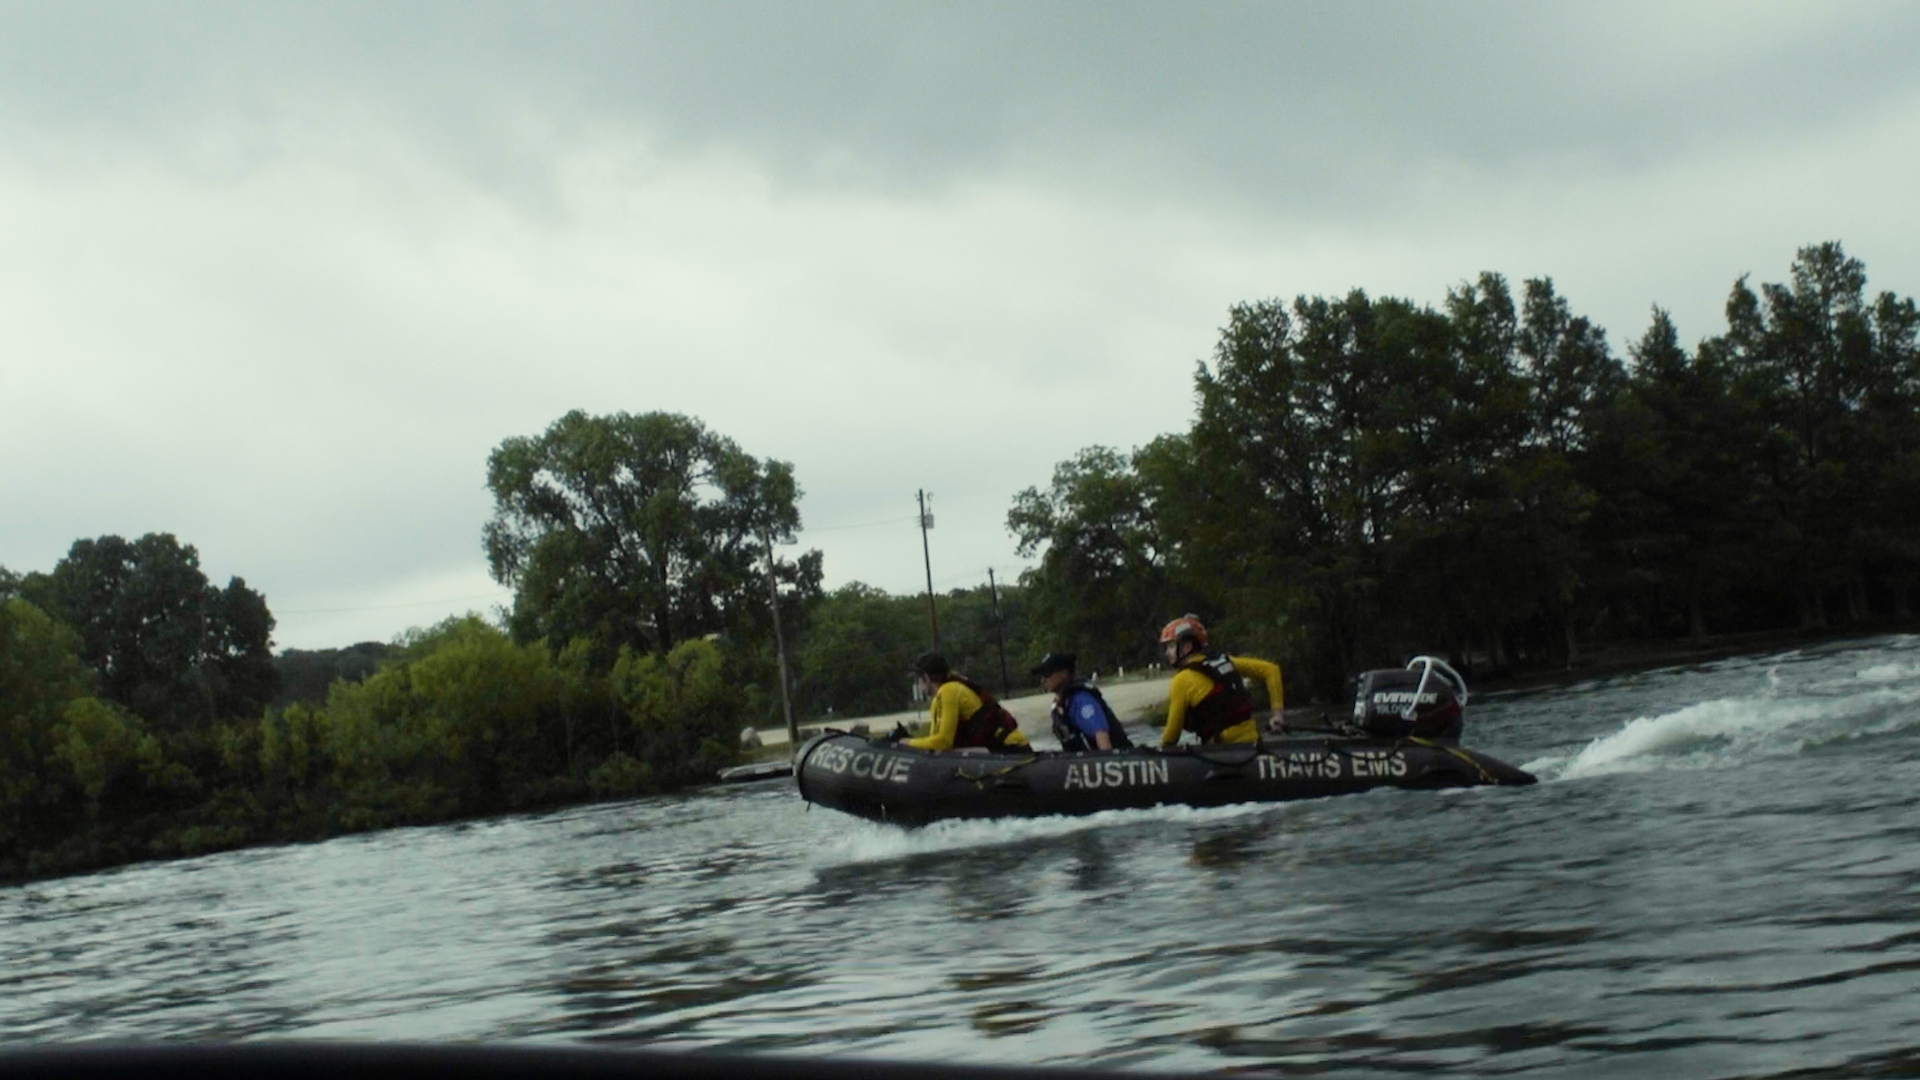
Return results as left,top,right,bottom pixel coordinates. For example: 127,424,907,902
1461,622,1917,698
19,624,1912,885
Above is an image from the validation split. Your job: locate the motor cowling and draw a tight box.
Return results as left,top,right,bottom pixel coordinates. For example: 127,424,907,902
1352,657,1467,742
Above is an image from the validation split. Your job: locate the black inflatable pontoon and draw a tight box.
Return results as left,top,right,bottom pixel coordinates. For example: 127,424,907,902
795,732,1533,825
795,656,1535,825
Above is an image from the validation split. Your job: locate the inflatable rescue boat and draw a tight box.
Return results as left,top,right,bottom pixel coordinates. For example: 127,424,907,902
795,656,1536,826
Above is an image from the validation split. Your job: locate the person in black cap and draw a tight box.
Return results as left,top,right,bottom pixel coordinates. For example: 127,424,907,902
1033,652,1133,753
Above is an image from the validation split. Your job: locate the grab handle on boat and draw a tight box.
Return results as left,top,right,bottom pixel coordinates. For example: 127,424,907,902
1401,655,1468,722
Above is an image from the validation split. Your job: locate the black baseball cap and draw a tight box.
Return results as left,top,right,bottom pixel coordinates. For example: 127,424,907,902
1029,652,1076,676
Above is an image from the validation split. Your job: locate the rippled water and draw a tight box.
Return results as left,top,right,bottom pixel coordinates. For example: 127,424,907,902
7,636,1920,1076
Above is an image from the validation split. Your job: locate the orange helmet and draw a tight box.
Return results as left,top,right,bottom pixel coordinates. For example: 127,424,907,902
1158,615,1208,648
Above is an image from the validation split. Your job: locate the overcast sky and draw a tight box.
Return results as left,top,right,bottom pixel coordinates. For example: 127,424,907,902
3,1,1917,650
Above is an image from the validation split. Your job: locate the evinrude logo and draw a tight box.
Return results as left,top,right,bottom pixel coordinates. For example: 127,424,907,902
1371,691,1441,706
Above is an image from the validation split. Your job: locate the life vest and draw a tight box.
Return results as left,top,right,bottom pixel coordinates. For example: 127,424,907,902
1184,652,1255,741
1050,682,1135,752
948,675,1022,751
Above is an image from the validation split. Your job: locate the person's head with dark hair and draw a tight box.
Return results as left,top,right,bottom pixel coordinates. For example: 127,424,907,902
914,651,950,681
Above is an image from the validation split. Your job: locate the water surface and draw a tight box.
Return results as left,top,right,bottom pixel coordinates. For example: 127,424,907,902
7,636,1920,1076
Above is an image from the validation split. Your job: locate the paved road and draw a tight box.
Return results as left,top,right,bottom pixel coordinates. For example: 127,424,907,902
754,673,1174,748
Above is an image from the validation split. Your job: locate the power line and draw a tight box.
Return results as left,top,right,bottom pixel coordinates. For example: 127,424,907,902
931,565,1030,589
277,591,512,615
801,514,920,532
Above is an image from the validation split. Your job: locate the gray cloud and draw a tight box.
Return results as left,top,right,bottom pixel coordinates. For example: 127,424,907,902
2,1,1917,647
8,2,1916,202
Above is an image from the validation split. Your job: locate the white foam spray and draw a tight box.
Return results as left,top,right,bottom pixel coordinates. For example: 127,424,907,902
1540,656,1920,782
810,801,1282,869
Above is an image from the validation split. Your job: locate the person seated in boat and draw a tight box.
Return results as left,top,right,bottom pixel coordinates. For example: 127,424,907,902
1156,615,1284,747
905,652,1031,752
1032,652,1134,752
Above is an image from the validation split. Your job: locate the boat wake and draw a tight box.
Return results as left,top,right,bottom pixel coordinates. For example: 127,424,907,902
808,800,1283,869
1531,657,1920,781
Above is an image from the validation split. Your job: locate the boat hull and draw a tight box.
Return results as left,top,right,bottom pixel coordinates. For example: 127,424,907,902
795,731,1536,826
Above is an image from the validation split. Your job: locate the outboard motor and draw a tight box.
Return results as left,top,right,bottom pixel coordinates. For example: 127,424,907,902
1352,656,1468,743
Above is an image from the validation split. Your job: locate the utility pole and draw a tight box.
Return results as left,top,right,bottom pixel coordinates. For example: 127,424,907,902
988,567,1011,697
918,489,941,650
761,530,798,755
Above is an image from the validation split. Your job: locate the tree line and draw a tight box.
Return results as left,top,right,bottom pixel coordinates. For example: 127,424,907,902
5,240,1911,881
1,553,754,884
1011,242,1920,700
0,412,1023,883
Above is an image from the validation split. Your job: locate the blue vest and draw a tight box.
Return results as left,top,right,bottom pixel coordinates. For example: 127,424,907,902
1050,682,1133,751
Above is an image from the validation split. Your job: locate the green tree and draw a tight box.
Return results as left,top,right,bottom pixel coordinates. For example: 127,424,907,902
0,597,168,875
50,697,163,816
1510,277,1621,664
795,583,924,719
928,583,1032,697
1517,277,1624,457
484,410,821,665
21,534,278,730
609,637,741,787
1010,445,1192,674
1856,287,1920,614
1360,280,1525,670
1376,275,1611,670
1180,291,1462,691
1031,275,1622,691
396,616,569,811
1711,243,1899,626
1587,309,1774,640
1,598,95,864
313,616,586,824
273,642,395,708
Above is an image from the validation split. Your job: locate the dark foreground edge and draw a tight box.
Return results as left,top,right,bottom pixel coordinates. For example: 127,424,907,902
0,1043,1178,1080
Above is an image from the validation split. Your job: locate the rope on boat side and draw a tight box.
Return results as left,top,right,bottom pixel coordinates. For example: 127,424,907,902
953,755,1041,789
1404,736,1496,784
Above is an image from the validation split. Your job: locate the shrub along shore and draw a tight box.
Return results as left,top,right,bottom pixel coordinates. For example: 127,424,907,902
1,609,744,885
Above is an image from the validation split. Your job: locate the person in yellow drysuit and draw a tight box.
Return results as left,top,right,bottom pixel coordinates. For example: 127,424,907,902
904,652,1031,752
1155,615,1284,747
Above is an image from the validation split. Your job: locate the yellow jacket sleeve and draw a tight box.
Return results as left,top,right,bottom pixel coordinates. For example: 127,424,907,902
1232,655,1284,712
906,681,980,751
